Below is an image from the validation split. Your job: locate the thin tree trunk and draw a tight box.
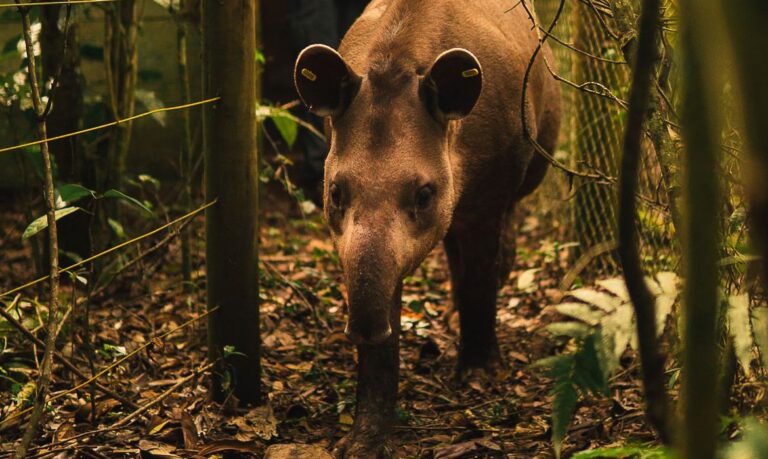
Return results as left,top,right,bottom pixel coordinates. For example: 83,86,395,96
677,1,724,458
40,4,92,260
14,5,62,457
203,0,261,404
176,1,194,292
104,0,139,194
617,0,671,444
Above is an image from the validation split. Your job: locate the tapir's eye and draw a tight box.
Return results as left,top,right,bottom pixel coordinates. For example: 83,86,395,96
416,186,434,210
330,183,342,208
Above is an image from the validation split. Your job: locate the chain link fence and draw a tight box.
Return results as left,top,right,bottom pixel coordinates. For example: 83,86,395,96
534,0,678,281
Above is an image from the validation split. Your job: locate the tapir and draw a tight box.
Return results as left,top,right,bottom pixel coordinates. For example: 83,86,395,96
294,0,561,456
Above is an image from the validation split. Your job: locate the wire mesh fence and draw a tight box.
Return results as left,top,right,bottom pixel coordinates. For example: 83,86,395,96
535,0,679,280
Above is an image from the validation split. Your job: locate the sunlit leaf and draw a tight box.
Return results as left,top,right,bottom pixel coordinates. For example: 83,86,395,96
22,207,80,240
134,89,166,126
722,419,768,459
728,294,754,376
753,307,768,371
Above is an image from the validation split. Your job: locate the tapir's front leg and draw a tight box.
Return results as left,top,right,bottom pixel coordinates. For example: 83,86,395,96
334,307,401,458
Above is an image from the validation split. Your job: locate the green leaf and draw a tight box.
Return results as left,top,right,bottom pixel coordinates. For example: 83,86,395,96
545,322,592,338
108,218,126,240
22,207,80,240
255,49,266,65
555,302,602,326
271,113,298,148
256,104,300,148
134,89,166,126
138,174,161,189
722,419,768,459
567,288,620,312
596,278,630,301
728,294,754,376
552,379,578,459
573,444,672,459
102,189,153,214
753,307,768,371
573,334,608,395
58,184,95,203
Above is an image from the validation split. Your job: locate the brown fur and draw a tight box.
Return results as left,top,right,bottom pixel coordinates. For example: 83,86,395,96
296,1,560,456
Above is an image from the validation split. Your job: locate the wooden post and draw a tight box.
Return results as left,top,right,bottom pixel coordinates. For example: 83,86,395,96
202,0,261,404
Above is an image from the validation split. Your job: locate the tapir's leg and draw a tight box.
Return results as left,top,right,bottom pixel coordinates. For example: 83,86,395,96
444,216,505,377
334,295,401,459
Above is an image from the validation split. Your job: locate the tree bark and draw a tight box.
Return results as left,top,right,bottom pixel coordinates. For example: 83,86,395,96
15,5,62,457
40,5,92,260
104,0,139,193
203,0,261,405
617,0,671,444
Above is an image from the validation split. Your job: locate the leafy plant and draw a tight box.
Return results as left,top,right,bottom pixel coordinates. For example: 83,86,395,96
726,294,768,376
721,418,768,459
535,273,680,457
572,444,674,459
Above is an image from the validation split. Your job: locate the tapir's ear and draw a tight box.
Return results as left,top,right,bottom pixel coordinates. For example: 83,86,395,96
421,48,483,122
294,44,361,118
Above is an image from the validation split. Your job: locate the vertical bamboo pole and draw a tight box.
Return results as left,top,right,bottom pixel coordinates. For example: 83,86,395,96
677,1,724,458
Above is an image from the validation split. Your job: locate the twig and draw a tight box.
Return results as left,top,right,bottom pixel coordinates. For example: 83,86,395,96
0,200,216,299
0,304,137,409
616,0,671,444
2,307,218,426
518,0,615,183
15,4,62,456
112,362,214,428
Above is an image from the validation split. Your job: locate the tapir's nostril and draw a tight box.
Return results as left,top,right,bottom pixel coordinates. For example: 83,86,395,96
344,321,392,345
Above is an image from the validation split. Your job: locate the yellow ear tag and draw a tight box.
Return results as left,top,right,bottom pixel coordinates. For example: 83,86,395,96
462,68,480,78
301,68,318,82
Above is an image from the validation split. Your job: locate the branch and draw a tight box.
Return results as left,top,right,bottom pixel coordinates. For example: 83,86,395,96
15,4,62,456
0,200,216,299
2,307,218,428
0,303,138,409
616,0,671,444
112,362,214,428
518,0,616,184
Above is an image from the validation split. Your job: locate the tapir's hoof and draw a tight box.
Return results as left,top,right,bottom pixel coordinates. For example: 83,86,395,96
333,432,395,459
453,353,506,388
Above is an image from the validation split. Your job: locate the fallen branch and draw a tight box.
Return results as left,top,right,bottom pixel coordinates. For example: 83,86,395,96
112,361,214,428
1,307,218,427
0,303,137,409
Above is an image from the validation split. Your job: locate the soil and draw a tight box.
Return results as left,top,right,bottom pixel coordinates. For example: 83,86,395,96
0,182,666,458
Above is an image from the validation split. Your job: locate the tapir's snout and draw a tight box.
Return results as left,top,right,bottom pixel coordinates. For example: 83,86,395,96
344,315,392,345
338,222,399,346
343,267,396,345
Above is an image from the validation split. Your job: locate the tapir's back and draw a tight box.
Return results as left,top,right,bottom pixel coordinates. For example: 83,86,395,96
339,0,561,206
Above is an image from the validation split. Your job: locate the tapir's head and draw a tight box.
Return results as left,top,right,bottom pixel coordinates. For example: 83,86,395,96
294,45,483,345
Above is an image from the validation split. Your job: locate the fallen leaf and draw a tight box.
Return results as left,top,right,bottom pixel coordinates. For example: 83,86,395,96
264,444,333,459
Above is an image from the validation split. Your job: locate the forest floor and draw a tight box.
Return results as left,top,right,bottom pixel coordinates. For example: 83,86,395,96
0,182,662,458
